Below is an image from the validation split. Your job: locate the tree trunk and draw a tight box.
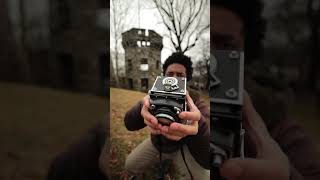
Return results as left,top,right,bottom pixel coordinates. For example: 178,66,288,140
307,0,320,91
19,0,31,83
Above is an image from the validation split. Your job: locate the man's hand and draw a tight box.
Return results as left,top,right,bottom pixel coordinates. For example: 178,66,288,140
141,95,162,135
219,92,290,180
159,92,201,141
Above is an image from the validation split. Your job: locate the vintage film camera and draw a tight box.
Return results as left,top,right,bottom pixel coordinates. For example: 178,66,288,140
209,50,245,172
148,76,187,126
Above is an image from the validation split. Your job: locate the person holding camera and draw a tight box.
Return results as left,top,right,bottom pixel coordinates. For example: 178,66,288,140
211,0,320,179
124,52,210,179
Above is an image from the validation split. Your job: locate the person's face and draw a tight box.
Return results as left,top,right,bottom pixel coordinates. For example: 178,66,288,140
211,6,244,50
165,63,187,78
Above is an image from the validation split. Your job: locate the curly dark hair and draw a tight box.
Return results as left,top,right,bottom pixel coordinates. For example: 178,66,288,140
162,52,193,81
211,0,266,63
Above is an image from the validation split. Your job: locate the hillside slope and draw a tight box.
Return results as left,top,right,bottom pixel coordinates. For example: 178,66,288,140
0,82,106,180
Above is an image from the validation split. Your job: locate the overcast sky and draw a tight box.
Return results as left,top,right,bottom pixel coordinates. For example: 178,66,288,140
110,0,287,70
110,0,210,67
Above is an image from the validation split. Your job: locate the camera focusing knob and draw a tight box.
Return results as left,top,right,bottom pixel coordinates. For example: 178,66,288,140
210,143,227,168
225,88,238,99
174,107,181,114
229,51,240,59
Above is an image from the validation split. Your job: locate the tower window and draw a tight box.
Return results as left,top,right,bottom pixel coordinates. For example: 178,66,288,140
99,0,108,8
56,0,71,29
127,59,132,71
141,58,148,64
141,78,148,89
140,58,148,71
156,60,160,69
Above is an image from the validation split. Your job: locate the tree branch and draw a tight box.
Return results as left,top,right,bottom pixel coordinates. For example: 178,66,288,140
153,0,208,53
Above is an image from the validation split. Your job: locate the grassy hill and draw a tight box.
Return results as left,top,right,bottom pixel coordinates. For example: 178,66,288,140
0,82,106,180
110,88,149,179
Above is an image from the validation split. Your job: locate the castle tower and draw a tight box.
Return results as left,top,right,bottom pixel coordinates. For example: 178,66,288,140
49,0,108,95
122,28,162,91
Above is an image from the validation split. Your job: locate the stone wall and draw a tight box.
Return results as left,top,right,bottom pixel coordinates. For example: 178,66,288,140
0,0,109,96
0,0,28,82
50,0,108,95
122,28,162,91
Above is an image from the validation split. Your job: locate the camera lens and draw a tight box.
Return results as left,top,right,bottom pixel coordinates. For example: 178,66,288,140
157,116,174,126
154,106,178,126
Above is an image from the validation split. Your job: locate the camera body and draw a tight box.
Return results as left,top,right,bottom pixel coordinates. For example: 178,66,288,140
209,50,245,169
148,76,187,126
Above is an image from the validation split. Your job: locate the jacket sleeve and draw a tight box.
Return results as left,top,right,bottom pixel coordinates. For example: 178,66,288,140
186,97,211,169
124,101,146,131
271,119,320,180
194,96,210,135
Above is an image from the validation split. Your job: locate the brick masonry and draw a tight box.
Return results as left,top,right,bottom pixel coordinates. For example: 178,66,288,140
122,28,162,91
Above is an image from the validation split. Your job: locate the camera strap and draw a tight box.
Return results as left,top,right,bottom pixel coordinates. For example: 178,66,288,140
157,136,165,180
157,136,194,180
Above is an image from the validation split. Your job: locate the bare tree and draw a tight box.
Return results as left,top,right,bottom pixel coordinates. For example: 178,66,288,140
307,0,320,90
193,60,207,89
194,37,210,89
152,0,209,53
18,0,32,82
110,0,132,87
266,0,319,91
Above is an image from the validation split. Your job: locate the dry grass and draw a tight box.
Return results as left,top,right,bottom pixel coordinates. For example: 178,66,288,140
109,88,149,179
0,82,106,180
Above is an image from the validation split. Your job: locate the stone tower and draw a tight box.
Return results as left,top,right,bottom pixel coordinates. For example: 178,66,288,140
49,0,108,95
1,0,109,96
122,28,162,91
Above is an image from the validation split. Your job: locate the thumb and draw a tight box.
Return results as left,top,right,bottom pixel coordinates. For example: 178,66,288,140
243,91,270,138
242,91,274,157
